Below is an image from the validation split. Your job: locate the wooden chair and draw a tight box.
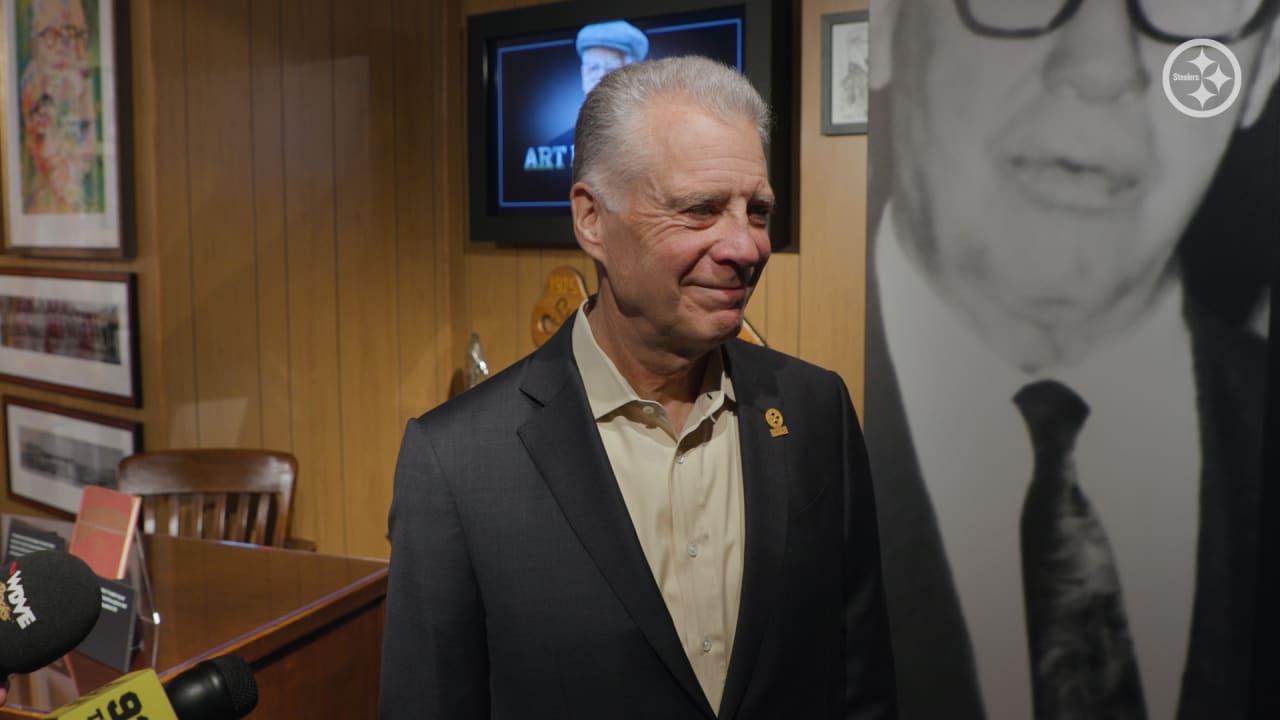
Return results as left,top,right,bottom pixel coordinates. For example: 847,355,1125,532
116,449,300,548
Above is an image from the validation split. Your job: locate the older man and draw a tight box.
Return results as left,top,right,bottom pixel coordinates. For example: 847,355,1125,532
380,56,895,719
866,1,1280,718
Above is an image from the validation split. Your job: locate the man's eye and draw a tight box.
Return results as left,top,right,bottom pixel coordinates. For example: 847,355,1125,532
685,205,716,217
749,204,773,221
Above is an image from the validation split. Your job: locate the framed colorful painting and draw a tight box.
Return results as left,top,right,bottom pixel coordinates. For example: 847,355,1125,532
0,0,131,258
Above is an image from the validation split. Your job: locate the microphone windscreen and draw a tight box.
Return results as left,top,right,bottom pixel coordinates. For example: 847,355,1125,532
164,654,259,720
0,550,103,674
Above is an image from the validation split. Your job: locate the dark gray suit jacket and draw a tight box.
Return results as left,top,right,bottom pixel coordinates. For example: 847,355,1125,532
864,260,1268,719
379,314,897,719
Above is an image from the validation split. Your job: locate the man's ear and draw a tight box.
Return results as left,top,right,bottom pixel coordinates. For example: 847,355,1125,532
1238,20,1280,129
570,181,608,265
869,0,900,91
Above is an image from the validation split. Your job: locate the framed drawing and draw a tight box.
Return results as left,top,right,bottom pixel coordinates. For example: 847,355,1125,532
821,10,869,136
0,0,132,258
4,395,140,514
0,268,138,405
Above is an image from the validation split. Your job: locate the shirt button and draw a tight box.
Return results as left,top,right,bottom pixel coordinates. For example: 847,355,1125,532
687,542,698,557
641,406,655,415
676,455,685,464
701,638,712,653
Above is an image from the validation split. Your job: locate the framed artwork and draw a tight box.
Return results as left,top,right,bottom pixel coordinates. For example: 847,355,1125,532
821,10,869,136
0,268,138,405
0,0,132,258
4,395,140,514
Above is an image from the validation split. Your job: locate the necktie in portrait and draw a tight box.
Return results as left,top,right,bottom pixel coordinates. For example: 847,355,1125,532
1016,380,1146,720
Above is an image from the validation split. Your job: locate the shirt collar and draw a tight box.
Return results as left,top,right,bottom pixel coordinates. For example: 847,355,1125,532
571,302,735,422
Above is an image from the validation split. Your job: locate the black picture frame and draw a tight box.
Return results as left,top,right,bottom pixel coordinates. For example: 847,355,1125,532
821,10,869,136
0,267,140,406
3,395,140,514
0,0,134,259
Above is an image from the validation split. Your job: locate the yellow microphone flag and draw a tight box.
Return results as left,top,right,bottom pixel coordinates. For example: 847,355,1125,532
41,669,178,720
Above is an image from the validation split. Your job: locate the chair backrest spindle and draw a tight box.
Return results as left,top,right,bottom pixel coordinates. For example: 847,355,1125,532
116,450,297,548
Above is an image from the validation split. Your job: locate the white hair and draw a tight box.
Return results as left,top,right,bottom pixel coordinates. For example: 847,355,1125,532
572,56,771,208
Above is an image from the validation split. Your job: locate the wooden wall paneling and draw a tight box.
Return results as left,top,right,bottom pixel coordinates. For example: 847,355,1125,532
572,252,596,295
114,2,156,457
430,0,471,402
392,0,443,422
137,0,198,450
741,283,764,340
462,252,522,376
459,0,543,377
797,0,868,412
516,252,547,357
184,0,263,447
433,0,466,408
333,0,400,558
280,0,344,553
250,0,295,456
757,252,800,356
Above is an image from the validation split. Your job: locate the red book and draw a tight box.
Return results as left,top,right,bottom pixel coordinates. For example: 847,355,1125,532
69,486,141,580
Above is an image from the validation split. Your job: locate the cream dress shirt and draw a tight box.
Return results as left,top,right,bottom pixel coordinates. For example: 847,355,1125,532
571,306,745,715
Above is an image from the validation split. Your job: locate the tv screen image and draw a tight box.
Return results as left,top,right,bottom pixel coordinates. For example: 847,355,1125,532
494,9,744,209
467,0,791,248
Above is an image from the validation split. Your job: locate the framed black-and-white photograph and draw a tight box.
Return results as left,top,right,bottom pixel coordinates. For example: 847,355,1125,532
865,4,1280,717
4,395,139,514
0,0,132,258
0,268,138,405
821,10,868,136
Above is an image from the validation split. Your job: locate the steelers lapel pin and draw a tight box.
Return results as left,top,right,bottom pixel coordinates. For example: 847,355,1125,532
765,408,789,438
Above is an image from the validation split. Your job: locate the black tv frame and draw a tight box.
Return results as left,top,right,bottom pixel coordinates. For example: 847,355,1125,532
466,0,795,251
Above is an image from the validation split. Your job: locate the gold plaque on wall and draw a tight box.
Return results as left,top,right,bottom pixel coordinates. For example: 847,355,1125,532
531,267,588,347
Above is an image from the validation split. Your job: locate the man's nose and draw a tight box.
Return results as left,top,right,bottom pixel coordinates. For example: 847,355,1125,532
1042,1,1150,103
711,211,768,277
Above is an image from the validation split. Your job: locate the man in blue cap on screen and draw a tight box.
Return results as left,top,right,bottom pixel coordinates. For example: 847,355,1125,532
544,20,650,153
577,20,649,95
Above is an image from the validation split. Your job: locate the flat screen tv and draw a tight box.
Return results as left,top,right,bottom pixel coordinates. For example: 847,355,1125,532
467,0,794,249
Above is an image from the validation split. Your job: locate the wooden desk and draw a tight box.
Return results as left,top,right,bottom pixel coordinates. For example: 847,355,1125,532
1,514,387,718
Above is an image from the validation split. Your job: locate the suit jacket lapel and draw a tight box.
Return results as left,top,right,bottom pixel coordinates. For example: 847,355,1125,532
864,264,986,719
863,94,981,716
718,342,789,720
516,316,715,718
1178,298,1266,717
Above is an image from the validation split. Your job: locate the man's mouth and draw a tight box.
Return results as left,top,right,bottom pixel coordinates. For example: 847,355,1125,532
694,284,748,305
1004,155,1143,212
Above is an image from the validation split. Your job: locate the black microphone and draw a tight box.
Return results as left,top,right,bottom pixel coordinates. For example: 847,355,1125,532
0,550,102,678
164,655,259,720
